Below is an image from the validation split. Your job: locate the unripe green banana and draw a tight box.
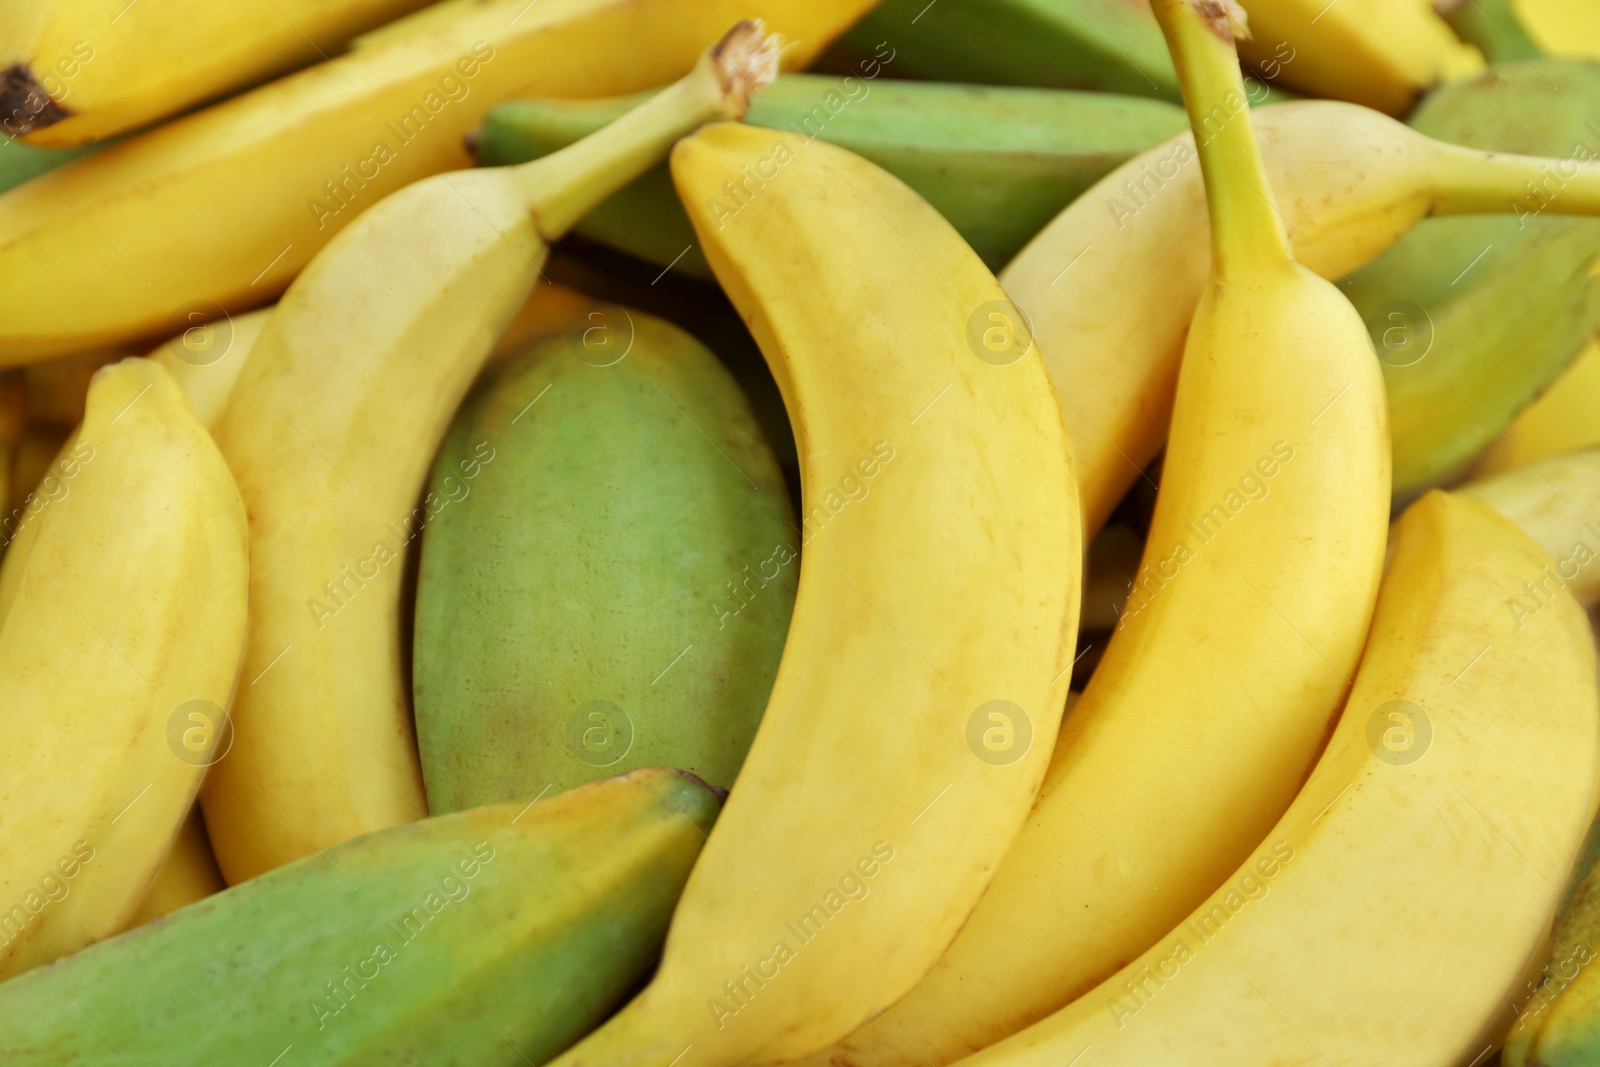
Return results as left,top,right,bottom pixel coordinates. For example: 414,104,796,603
413,310,795,810
1343,4,1600,498
474,74,1188,274
0,768,720,1066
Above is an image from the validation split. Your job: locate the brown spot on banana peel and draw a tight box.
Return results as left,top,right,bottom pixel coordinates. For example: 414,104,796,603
0,64,72,137
1193,0,1252,42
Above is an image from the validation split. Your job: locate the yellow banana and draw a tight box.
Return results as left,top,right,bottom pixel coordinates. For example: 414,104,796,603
0,0,438,147
0,0,871,364
1464,448,1600,608
1476,340,1600,477
1234,0,1467,114
0,358,248,979
806,7,1390,1065
1514,0,1600,59
962,488,1600,1067
119,805,225,931
200,26,779,884
147,308,272,431
537,116,1081,1067
1003,100,1600,539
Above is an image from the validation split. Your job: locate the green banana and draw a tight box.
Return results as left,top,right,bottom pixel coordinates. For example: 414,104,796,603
413,310,796,810
474,73,1188,274
838,0,1297,104
1342,0,1600,498
0,768,720,1066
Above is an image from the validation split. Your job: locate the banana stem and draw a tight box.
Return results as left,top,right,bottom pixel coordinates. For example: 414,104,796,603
513,20,778,240
1437,0,1545,64
1149,0,1294,280
1434,146,1600,221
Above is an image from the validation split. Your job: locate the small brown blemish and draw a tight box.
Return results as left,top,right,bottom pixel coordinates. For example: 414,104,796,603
0,64,72,137
1192,0,1252,43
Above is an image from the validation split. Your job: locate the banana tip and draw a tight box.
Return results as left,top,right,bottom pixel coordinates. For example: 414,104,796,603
710,20,781,116
1195,0,1251,43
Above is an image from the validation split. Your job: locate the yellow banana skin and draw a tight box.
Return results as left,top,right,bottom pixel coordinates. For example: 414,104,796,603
119,805,224,931
1235,0,1467,115
0,0,436,146
0,0,870,364
1476,340,1600,477
1464,448,1600,608
958,492,1600,1067
147,308,272,431
538,122,1080,1067
0,358,248,979
1003,100,1600,539
200,29,777,884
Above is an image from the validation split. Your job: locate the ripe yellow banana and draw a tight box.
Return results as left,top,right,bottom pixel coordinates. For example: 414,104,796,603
1003,100,1600,539
0,0,437,147
0,0,871,364
1476,340,1600,477
0,358,248,979
1464,448,1600,608
200,26,779,885
805,7,1389,1066
119,805,224,931
1234,0,1467,114
147,308,272,431
961,488,1600,1067
537,121,1081,1067
1513,0,1600,59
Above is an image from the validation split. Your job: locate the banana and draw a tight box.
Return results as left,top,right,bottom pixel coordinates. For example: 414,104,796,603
0,371,22,542
1237,0,1475,114
119,805,225,932
413,310,796,809
1513,0,1600,60
0,135,93,194
536,120,1081,1067
1477,340,1600,476
0,768,722,1066
1342,8,1600,499
199,26,779,885
0,0,871,364
475,77,1187,276
804,7,1389,1064
1463,448,1600,608
961,487,1600,1067
0,0,439,147
1002,100,1600,539
147,308,272,431
0,358,248,980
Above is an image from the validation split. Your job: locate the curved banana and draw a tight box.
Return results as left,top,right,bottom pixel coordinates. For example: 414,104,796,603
1476,340,1600,477
0,0,436,147
119,805,224,931
1234,0,1471,114
807,8,1389,1065
1463,448,1600,608
1511,0,1600,59
0,357,248,979
962,488,1600,1067
0,0,871,364
199,26,778,884
147,308,272,430
537,120,1080,1067
1002,100,1600,538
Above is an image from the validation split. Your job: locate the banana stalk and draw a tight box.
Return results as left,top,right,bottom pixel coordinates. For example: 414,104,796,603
961,489,1600,1066
199,24,780,885
0,0,871,364
0,358,248,979
474,77,1187,275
